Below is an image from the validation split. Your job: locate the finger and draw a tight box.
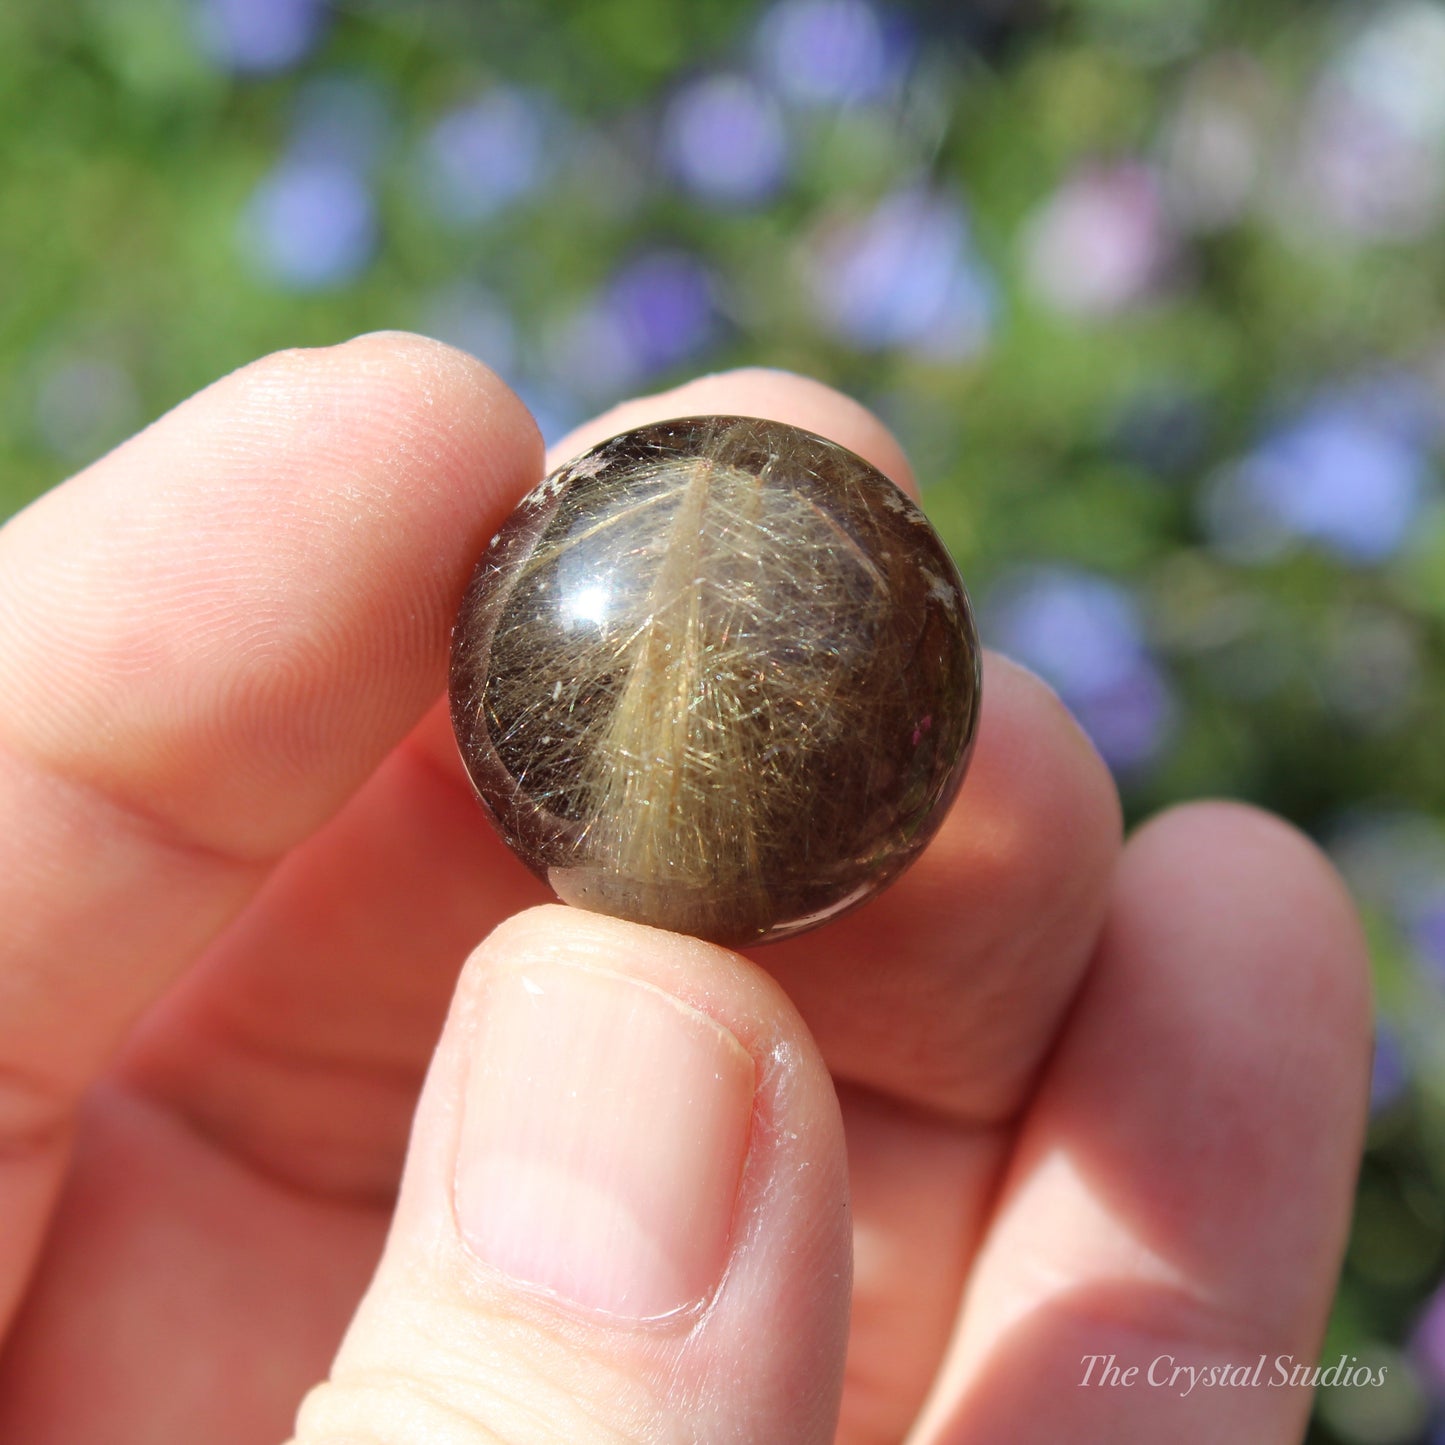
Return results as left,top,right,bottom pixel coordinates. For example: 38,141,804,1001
909,802,1372,1445
116,732,552,1200
836,1086,1000,1445
291,905,852,1445
0,1081,389,1444
547,365,919,495
0,334,541,1330
820,663,1120,1444
763,650,1121,1123
115,368,930,1199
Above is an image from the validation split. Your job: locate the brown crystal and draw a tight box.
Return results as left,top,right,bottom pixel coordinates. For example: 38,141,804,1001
448,415,981,947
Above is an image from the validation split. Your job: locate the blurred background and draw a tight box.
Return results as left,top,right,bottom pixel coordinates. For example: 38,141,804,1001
2,0,1444,1437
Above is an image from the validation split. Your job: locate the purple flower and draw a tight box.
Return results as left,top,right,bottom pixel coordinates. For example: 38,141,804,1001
1070,659,1176,775
662,74,788,207
242,157,376,290
988,569,1143,697
985,567,1174,772
603,250,718,375
753,0,909,108
545,303,642,407
1344,369,1445,450
194,0,327,76
1414,1286,1445,1399
545,251,718,404
1371,1021,1410,1114
1205,395,1431,565
808,188,995,359
1337,2,1445,145
1408,889,1445,985
424,89,557,224
1023,163,1174,318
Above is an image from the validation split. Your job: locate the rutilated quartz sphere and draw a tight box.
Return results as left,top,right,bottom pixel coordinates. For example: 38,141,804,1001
449,415,981,948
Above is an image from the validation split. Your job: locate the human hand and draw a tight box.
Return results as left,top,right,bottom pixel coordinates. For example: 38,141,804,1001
0,335,1371,1443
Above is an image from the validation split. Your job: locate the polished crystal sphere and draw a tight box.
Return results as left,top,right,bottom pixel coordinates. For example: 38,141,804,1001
449,415,981,947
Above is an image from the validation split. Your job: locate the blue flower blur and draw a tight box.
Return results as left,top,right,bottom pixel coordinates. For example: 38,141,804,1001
662,74,789,207
753,0,908,108
194,0,327,75
604,250,718,376
423,89,558,225
984,568,1175,772
243,157,376,290
1207,390,1433,565
544,251,718,407
1370,1021,1410,1114
808,188,995,358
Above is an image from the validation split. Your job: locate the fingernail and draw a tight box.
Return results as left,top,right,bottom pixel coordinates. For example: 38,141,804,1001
455,960,755,1320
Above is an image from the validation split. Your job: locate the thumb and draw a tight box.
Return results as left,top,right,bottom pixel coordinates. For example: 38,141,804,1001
290,904,852,1445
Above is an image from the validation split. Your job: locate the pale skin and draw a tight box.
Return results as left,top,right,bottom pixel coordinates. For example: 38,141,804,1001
0,335,1372,1443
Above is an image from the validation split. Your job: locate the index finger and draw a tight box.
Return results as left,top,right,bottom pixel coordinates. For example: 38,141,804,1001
0,333,541,1333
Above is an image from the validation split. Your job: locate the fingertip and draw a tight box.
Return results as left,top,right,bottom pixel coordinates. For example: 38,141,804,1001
944,649,1125,979
979,651,1125,849
318,902,851,1442
914,802,1373,1445
1121,799,1374,1061
469,904,831,1078
251,330,544,457
1128,797,1359,914
333,330,534,409
0,329,548,861
475,901,739,979
548,367,918,496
